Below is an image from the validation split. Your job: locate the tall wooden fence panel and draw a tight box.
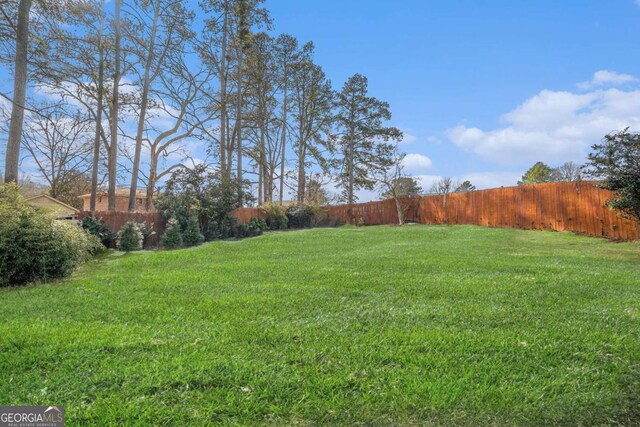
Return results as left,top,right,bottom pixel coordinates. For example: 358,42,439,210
79,211,166,246
417,182,639,240
233,182,639,240
233,207,262,224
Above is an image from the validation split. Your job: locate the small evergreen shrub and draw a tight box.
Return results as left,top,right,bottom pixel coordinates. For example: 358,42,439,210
116,221,144,252
286,205,316,229
261,203,288,230
161,218,183,249
205,216,237,241
81,215,117,248
232,223,262,239
248,218,267,231
137,222,156,248
183,216,205,247
232,224,251,239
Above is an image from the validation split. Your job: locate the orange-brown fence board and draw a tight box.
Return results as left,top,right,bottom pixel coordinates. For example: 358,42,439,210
232,207,262,224
79,211,166,246
233,182,639,240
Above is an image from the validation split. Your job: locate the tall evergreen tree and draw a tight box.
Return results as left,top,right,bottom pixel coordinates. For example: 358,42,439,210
273,33,298,204
335,73,402,204
289,44,335,204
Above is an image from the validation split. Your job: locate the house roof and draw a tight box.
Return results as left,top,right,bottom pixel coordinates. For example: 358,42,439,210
25,193,80,213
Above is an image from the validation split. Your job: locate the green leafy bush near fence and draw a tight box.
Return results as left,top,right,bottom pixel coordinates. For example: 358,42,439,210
261,203,288,230
81,215,117,248
0,184,102,287
161,218,184,249
116,221,145,252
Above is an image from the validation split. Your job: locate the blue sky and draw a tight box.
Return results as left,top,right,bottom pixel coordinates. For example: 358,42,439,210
2,0,640,200
266,0,640,192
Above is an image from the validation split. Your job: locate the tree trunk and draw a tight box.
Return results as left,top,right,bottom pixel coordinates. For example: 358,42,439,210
258,116,265,206
146,153,157,211
219,8,228,180
108,0,121,211
236,50,243,205
279,79,287,204
226,119,233,175
129,2,160,212
90,1,106,213
296,130,305,205
394,196,404,225
347,134,355,204
4,0,33,184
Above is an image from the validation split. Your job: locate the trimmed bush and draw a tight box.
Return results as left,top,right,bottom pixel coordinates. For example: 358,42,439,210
116,221,144,252
137,222,156,248
183,216,205,247
261,203,288,230
0,184,100,287
232,223,263,239
205,216,237,241
248,218,267,231
81,215,116,248
161,218,183,249
286,205,316,229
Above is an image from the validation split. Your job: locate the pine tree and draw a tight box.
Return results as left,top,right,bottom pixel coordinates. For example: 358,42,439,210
335,74,402,203
182,216,205,247
161,218,183,249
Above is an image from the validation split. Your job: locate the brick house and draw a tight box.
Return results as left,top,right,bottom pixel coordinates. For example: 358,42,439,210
79,189,156,212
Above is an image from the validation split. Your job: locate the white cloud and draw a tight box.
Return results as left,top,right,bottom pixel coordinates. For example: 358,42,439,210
578,70,638,89
402,153,433,172
446,86,640,166
399,132,417,144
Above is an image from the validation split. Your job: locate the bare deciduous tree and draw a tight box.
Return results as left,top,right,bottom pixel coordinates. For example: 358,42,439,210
21,105,92,199
372,146,411,225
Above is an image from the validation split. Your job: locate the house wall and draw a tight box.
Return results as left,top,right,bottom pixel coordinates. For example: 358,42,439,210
82,195,155,213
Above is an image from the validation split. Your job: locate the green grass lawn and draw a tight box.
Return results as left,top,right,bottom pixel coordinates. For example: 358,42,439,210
1,225,639,426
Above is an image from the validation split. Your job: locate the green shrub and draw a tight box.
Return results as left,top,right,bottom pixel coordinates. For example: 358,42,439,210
81,215,116,248
261,203,288,230
137,222,156,248
205,216,237,241
116,221,144,252
0,184,99,287
161,218,183,249
286,205,316,229
183,216,205,247
248,218,267,231
156,165,254,238
232,223,262,239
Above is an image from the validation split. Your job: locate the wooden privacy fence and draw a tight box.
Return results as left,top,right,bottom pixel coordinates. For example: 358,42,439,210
233,182,640,240
78,211,166,246
417,182,639,240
